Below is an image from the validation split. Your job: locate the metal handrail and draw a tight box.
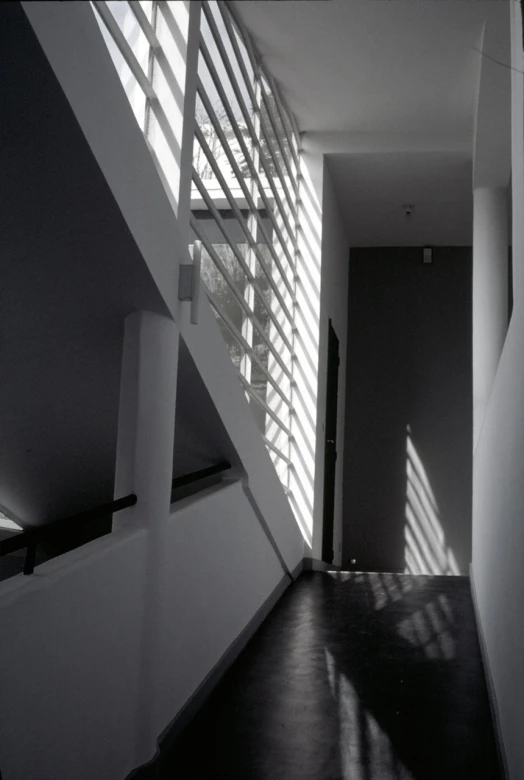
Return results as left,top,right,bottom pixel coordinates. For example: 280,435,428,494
0,494,137,575
171,461,232,492
0,463,233,577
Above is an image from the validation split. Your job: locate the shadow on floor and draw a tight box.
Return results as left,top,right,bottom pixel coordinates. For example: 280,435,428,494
162,572,500,780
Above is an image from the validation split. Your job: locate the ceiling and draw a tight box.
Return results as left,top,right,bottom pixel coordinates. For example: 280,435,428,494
326,152,473,246
233,0,492,136
233,1,508,246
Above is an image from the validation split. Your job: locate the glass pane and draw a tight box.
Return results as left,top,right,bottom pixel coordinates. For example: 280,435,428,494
258,182,296,278
150,48,183,161
148,110,180,210
254,270,292,361
229,16,256,93
252,208,294,293
259,97,286,179
193,116,215,181
158,1,189,69
93,7,147,130
251,278,270,431
207,2,253,114
191,209,249,279
196,60,252,180
249,394,267,435
203,245,246,330
193,103,251,195
199,13,254,159
106,1,150,77
255,248,294,327
191,3,297,490
155,1,187,132
139,1,154,21
261,75,295,176
212,310,245,372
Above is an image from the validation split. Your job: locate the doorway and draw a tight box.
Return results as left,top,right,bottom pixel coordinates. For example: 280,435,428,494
322,320,340,564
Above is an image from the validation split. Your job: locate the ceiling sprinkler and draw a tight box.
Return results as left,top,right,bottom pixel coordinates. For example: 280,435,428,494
402,204,415,220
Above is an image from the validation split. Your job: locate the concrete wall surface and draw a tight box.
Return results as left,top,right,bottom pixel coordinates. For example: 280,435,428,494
0,482,296,780
470,5,524,777
343,247,472,575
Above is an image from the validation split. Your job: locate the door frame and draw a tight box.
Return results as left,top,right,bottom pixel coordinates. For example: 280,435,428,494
321,319,340,563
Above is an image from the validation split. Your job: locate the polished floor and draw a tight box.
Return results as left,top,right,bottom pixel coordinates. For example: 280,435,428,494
164,572,500,780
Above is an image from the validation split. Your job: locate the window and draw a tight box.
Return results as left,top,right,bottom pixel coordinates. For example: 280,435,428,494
191,1,300,489
93,0,303,499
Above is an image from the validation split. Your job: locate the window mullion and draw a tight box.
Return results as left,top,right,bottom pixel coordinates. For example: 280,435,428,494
238,375,293,438
263,436,293,467
207,294,291,408
200,9,298,249
196,81,297,280
143,0,158,137
192,164,296,331
264,69,301,173
221,1,259,87
191,217,294,382
259,87,298,196
93,2,154,97
192,2,302,488
240,67,262,386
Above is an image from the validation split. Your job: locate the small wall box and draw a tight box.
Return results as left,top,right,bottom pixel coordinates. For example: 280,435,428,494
423,247,433,264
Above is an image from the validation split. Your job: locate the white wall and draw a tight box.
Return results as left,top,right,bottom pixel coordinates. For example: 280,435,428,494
152,481,287,737
2,6,306,778
472,2,511,191
472,318,524,778
472,2,511,450
301,139,350,565
0,481,292,780
471,3,524,778
472,186,508,449
0,528,147,780
314,163,350,565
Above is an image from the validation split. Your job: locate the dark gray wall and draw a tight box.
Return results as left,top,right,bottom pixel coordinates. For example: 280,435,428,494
174,338,239,477
342,248,472,574
0,4,236,529
0,4,171,527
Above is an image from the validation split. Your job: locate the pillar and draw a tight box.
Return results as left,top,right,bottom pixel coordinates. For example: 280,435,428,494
473,186,508,450
113,309,179,764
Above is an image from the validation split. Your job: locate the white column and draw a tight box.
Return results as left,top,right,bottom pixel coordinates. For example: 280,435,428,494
473,186,508,450
113,310,179,764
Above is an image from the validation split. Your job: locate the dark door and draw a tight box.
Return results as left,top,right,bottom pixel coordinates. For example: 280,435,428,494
322,320,340,563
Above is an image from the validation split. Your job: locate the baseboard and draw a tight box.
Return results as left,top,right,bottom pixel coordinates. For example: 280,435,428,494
469,565,510,780
126,559,303,779
303,557,341,572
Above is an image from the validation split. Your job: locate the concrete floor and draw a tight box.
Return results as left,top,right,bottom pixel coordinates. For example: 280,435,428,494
164,572,500,780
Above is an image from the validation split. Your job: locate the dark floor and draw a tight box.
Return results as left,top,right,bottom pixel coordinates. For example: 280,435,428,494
163,572,500,780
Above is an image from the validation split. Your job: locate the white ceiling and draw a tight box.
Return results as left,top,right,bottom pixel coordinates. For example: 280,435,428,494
233,0,507,246
326,152,473,246
233,0,491,135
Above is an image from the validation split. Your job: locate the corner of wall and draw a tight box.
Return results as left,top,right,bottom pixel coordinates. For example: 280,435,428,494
469,565,509,779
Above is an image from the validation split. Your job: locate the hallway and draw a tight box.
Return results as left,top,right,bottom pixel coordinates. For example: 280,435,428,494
165,572,500,780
